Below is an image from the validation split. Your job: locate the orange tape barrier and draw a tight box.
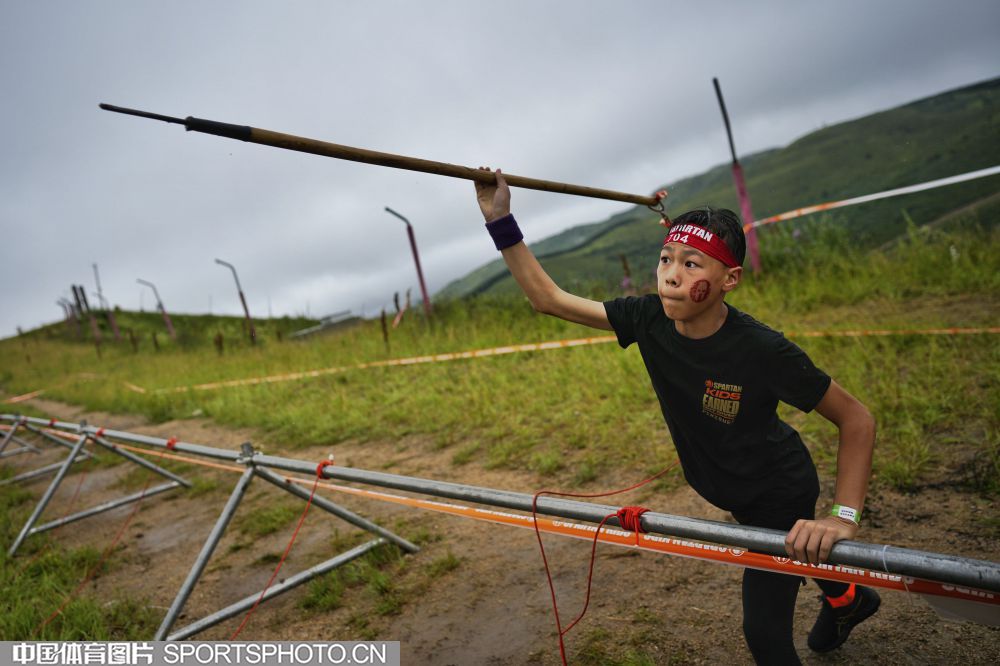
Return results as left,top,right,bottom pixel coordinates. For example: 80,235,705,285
298,479,998,608
4,326,996,400
31,427,74,439
3,389,45,404
121,326,999,395
792,327,1000,338
127,335,619,394
3,373,104,403
91,439,998,608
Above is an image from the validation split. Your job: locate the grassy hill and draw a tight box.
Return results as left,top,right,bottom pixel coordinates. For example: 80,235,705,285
438,77,1000,299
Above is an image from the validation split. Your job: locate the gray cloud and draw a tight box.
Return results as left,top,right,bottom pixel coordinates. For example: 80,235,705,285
2,1,999,335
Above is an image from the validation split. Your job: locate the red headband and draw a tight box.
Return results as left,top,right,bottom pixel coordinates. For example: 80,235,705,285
662,224,739,268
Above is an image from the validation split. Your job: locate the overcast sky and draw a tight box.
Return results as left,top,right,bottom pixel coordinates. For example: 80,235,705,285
1,1,998,338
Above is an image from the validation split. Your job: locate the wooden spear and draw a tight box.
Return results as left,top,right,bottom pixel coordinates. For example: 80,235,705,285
99,103,666,209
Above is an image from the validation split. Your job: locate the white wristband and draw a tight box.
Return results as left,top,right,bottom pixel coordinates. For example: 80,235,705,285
831,504,860,525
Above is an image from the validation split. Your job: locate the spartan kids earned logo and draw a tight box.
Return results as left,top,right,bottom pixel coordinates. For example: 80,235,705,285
702,379,742,424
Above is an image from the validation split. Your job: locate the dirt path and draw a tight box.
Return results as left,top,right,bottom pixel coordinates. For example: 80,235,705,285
4,398,999,664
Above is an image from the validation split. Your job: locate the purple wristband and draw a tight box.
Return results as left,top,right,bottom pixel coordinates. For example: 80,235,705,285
485,213,523,250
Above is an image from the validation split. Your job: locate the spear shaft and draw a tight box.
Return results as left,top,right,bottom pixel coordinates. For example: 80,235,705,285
100,103,662,207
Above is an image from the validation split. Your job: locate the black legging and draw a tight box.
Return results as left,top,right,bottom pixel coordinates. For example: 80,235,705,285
731,499,849,665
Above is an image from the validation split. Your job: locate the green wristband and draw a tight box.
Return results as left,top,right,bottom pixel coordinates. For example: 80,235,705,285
831,504,860,525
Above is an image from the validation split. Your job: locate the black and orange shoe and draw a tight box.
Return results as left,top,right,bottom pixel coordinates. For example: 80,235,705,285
808,584,881,653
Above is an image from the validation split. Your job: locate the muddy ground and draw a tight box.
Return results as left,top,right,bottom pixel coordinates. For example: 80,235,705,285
3,397,998,664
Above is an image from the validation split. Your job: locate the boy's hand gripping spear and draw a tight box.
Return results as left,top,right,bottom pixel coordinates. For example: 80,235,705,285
474,167,511,222
99,103,668,212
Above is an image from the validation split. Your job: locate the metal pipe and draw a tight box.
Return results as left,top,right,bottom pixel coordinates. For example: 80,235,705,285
384,207,432,318
0,458,89,487
30,481,181,534
58,298,81,337
0,421,19,455
51,424,238,463
23,423,96,459
94,263,122,341
712,77,738,164
0,445,39,459
86,307,103,345
8,434,89,556
68,290,84,338
89,434,192,487
137,278,176,340
215,258,256,344
9,435,43,452
93,263,105,307
99,103,662,207
72,285,86,315
78,284,92,313
7,415,1000,592
712,77,761,273
167,539,385,640
154,465,255,640
253,466,418,553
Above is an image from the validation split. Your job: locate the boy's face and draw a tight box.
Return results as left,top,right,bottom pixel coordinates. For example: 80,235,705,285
656,243,742,320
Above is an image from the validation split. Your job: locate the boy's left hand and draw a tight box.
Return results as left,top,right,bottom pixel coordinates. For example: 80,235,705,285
785,516,858,564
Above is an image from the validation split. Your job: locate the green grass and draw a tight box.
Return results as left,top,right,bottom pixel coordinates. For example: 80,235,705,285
574,627,661,666
300,568,346,611
299,542,406,617
0,478,159,640
235,502,302,538
425,551,461,579
2,222,998,495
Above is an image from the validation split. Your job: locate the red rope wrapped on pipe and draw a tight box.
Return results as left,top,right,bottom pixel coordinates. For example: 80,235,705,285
229,456,334,639
532,460,679,665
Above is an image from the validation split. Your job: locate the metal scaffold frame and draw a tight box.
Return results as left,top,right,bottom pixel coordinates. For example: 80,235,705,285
1,417,419,640
153,441,419,640
0,421,44,458
0,421,97,485
5,421,189,557
2,414,998,632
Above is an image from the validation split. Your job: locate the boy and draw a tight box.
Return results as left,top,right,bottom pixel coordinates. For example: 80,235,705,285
474,168,880,665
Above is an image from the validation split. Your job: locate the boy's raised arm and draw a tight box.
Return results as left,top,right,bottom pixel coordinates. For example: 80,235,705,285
475,168,612,330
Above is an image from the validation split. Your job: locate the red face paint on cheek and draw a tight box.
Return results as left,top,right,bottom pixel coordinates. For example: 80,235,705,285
690,280,710,303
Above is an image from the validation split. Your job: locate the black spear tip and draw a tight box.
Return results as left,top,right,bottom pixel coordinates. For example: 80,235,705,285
99,103,186,125
99,103,252,141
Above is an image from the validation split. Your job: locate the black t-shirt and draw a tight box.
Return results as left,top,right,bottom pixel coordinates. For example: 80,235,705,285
604,294,831,512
